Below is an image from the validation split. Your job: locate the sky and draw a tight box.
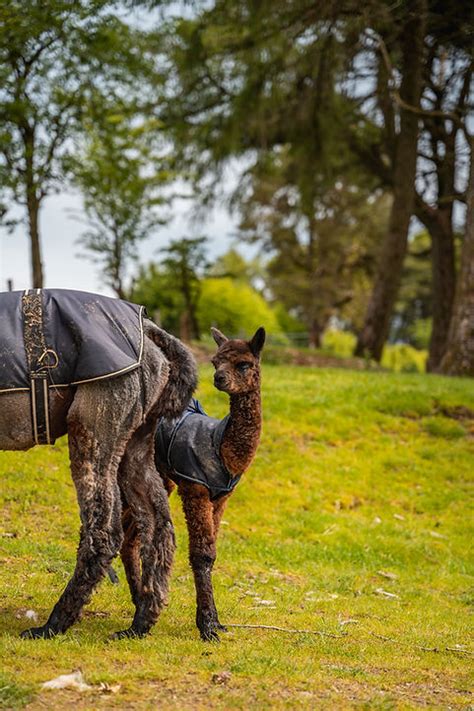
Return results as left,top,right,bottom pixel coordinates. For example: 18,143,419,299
0,191,238,297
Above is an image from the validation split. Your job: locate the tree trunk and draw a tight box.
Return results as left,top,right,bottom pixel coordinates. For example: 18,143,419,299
427,211,456,370
416,200,456,371
189,308,201,341
179,311,192,342
181,266,201,340
112,230,125,299
24,124,44,288
354,2,426,361
439,145,474,376
307,213,325,349
27,193,44,289
308,317,324,349
419,98,458,371
115,284,126,300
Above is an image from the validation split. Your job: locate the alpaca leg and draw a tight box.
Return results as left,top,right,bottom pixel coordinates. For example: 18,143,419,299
119,476,175,605
211,496,229,632
212,495,229,535
179,483,222,641
162,475,176,497
112,422,175,639
120,506,142,607
20,387,136,639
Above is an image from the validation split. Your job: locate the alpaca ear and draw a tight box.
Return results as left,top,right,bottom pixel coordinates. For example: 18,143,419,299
211,327,228,347
249,327,266,356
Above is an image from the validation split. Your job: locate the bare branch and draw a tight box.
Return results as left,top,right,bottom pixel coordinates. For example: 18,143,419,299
367,30,468,129
226,623,346,638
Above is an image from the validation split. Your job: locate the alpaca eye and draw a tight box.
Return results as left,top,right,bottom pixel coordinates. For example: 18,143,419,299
236,362,250,373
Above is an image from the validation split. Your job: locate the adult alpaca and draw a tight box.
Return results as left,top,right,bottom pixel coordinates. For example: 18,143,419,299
121,326,265,641
0,289,197,640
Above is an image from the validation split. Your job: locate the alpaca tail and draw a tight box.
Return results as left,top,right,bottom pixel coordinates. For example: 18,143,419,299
145,319,198,419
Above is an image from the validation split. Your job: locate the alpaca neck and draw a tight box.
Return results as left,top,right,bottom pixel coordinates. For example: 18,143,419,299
220,388,262,477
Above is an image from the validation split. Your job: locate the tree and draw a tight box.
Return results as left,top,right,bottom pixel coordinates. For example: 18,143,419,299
143,0,472,365
414,50,471,369
68,112,169,298
440,142,474,376
390,231,433,348
0,0,153,287
237,151,390,347
130,261,184,335
155,0,428,356
354,0,427,359
160,237,209,341
209,248,266,292
348,6,472,365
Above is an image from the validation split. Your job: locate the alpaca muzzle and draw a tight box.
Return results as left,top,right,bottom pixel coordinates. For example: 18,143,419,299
213,371,228,390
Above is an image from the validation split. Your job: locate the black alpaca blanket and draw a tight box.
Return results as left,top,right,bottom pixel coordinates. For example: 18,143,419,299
155,399,240,501
0,289,144,393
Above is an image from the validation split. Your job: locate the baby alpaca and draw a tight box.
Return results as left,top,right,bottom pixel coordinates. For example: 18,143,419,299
121,326,265,641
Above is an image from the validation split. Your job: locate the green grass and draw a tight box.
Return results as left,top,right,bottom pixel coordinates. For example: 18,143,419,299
0,674,33,710
1,366,473,709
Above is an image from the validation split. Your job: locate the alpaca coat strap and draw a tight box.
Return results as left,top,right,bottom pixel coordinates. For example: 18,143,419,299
155,399,240,501
21,290,52,444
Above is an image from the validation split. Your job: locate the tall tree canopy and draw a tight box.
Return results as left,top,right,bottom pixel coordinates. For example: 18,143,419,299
146,0,472,368
0,0,155,286
236,150,390,345
349,5,472,367
68,110,169,298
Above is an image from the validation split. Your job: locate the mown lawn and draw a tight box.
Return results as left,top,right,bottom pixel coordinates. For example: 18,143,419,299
1,365,473,709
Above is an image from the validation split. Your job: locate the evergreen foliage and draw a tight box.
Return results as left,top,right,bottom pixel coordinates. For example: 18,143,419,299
143,0,472,370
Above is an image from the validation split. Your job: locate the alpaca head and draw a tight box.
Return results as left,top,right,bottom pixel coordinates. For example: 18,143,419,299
210,326,265,395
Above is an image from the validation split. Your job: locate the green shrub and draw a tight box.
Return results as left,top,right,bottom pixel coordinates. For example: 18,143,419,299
321,329,357,358
382,343,427,373
320,329,427,373
197,278,287,342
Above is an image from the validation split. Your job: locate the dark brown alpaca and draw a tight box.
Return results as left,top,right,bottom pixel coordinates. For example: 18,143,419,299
121,326,265,641
0,289,197,640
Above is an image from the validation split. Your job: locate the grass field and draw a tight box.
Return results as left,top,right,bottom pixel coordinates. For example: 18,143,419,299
1,365,473,709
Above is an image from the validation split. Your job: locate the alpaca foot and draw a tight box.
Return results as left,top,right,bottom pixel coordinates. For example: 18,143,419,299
197,612,222,642
110,626,148,640
20,625,57,640
199,623,220,642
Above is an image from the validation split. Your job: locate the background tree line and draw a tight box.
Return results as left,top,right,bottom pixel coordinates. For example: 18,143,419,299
1,0,472,375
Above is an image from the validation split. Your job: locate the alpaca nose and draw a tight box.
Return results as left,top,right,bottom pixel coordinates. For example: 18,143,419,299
214,371,227,388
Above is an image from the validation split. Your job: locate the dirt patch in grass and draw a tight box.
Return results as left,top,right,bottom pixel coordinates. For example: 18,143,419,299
437,404,474,421
23,670,473,710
